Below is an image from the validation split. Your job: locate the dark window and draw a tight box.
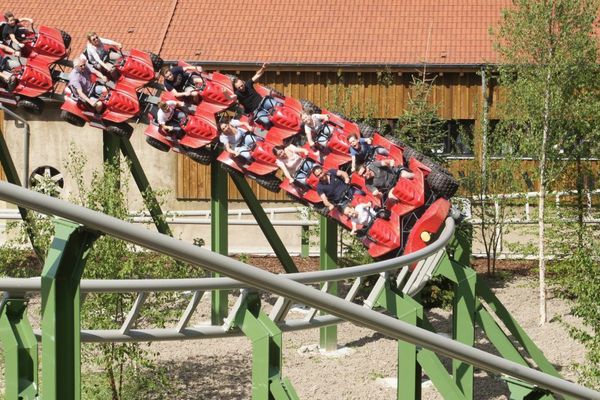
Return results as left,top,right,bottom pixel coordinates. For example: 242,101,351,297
444,120,474,156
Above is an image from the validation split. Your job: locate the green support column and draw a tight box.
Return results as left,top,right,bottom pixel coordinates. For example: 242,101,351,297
234,292,299,400
436,226,475,400
102,131,121,168
376,283,421,400
0,131,43,260
211,159,229,324
120,138,172,236
0,295,38,400
300,225,309,258
229,172,298,273
41,219,99,400
319,216,337,351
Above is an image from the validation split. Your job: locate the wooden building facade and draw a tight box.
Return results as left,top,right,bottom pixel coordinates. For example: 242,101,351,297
177,67,502,200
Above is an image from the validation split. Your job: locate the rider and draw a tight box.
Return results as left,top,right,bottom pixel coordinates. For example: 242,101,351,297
0,42,19,91
161,64,204,103
343,201,377,236
232,63,282,126
347,133,389,172
219,118,258,162
156,100,186,138
272,143,313,185
68,55,108,113
312,165,364,211
2,11,33,50
301,111,330,148
357,159,414,204
85,32,122,73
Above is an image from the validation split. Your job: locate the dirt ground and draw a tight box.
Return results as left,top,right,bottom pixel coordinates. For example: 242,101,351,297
148,258,587,400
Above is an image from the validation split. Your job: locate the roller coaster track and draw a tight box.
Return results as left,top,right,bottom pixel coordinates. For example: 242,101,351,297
0,57,598,399
0,182,598,399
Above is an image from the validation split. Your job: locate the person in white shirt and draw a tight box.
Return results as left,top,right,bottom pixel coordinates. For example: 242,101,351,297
301,112,330,148
219,118,257,161
344,202,377,235
85,32,122,72
156,100,186,138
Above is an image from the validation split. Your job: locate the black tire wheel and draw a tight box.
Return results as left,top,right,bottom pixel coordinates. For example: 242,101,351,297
419,154,453,177
60,109,86,127
186,147,213,165
17,97,43,115
149,52,163,72
60,30,71,49
357,122,376,138
145,136,170,152
254,174,282,193
426,167,459,199
329,111,356,123
300,99,321,114
262,85,284,97
105,123,133,139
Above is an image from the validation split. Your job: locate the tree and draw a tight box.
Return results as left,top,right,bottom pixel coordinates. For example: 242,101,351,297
494,0,600,324
394,74,447,163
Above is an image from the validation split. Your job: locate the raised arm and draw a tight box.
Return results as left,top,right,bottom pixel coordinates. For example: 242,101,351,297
251,63,267,82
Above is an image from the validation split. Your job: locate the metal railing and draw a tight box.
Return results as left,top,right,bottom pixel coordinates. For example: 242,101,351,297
0,182,597,399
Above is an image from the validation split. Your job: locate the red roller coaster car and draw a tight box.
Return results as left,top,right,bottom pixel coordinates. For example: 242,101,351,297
161,61,237,115
60,78,139,138
0,23,71,64
84,45,162,89
0,54,53,114
143,107,218,165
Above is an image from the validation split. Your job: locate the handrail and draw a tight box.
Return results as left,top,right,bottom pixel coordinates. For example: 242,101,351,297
0,218,455,292
0,182,597,399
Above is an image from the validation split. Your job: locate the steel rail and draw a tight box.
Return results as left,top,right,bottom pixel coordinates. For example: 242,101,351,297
0,182,597,399
0,219,454,292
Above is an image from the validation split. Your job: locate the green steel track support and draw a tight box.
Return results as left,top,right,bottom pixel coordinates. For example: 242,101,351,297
435,227,476,400
319,216,337,351
376,282,421,399
376,279,469,400
0,295,38,400
233,291,299,400
41,219,99,400
300,225,309,257
229,172,298,273
119,137,173,236
476,283,564,400
0,131,44,260
102,131,121,168
211,159,229,324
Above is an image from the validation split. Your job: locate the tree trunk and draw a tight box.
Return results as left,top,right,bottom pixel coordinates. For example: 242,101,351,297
539,66,552,325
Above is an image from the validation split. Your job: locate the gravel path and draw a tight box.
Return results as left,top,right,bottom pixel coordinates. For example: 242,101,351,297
150,274,586,399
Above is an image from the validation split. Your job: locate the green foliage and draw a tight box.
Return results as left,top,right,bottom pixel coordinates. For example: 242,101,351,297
60,146,189,399
393,74,448,163
494,0,600,174
550,244,600,389
420,276,455,310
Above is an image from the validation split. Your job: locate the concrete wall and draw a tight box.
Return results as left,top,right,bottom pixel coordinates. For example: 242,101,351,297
1,104,307,254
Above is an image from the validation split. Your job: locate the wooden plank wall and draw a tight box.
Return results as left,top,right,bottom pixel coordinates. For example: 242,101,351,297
177,70,498,200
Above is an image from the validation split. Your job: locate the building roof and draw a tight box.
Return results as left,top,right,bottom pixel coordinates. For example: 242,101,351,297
2,0,510,67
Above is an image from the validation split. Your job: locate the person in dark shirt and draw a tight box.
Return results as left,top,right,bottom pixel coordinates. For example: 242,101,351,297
161,64,204,103
357,159,414,203
233,63,282,126
347,133,389,172
313,166,364,211
2,11,33,50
